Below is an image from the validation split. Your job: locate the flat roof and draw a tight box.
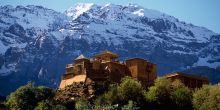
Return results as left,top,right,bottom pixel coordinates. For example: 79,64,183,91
59,75,86,89
166,72,208,81
95,50,118,58
125,58,156,65
126,58,147,61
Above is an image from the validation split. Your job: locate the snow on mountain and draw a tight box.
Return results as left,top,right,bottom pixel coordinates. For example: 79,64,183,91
65,3,94,20
193,56,220,68
193,35,220,68
64,3,214,45
0,5,68,53
0,5,68,30
0,3,219,95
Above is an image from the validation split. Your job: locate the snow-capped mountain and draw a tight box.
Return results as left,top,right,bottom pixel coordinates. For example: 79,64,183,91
0,3,219,95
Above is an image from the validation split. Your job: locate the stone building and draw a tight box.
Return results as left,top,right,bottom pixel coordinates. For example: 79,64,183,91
165,72,209,88
59,50,157,89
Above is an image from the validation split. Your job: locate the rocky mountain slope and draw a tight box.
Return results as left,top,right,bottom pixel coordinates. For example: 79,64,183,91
0,3,219,95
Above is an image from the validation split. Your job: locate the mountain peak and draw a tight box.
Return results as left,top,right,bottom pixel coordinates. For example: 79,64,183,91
65,3,96,19
65,3,177,21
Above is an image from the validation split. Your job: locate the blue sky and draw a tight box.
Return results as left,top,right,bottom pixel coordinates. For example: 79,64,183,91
1,0,219,33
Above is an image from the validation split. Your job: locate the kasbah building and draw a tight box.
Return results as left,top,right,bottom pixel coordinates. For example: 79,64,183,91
58,50,208,98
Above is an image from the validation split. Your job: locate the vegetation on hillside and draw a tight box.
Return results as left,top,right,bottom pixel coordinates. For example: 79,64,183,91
1,77,220,110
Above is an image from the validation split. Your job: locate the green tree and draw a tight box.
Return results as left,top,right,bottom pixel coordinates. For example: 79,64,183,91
95,77,146,108
6,82,37,110
34,100,52,110
118,76,144,103
122,100,137,110
6,82,53,110
34,100,68,110
146,77,172,104
35,86,54,101
171,79,185,90
54,104,68,110
95,84,121,105
93,104,116,110
75,98,90,110
95,76,145,107
193,84,220,110
145,77,193,109
170,87,192,109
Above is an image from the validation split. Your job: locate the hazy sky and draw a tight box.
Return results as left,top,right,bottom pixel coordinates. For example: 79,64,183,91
1,0,219,33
